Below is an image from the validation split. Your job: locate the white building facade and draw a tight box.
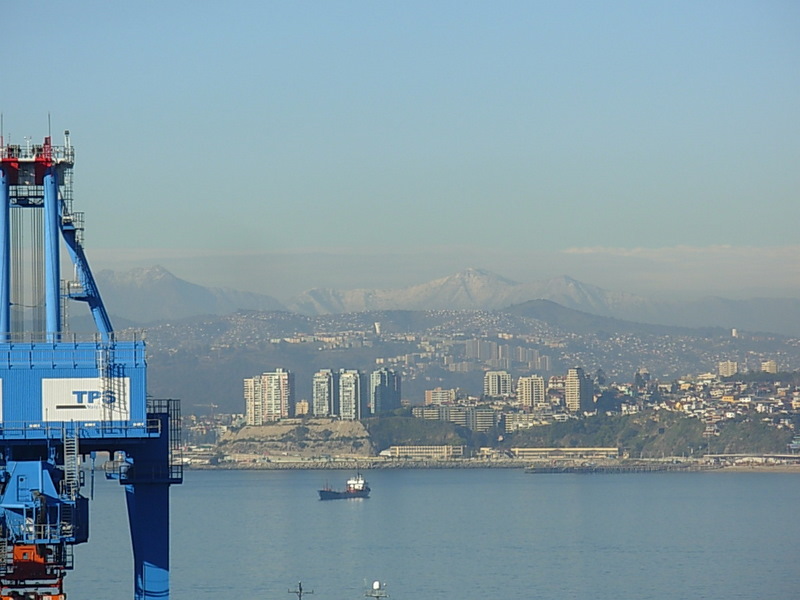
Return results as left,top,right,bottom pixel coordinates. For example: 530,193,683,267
339,369,362,420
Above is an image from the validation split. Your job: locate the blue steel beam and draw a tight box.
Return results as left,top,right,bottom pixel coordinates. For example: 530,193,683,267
0,168,9,337
43,166,61,342
59,223,113,341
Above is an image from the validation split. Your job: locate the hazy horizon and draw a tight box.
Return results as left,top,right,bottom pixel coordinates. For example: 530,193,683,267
90,244,800,303
5,2,798,303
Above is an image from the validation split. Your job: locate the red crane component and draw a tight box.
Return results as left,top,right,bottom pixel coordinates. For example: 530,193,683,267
0,545,66,600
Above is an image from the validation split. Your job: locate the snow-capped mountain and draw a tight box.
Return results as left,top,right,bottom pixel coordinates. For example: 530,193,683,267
287,268,648,316
87,265,800,336
93,266,286,323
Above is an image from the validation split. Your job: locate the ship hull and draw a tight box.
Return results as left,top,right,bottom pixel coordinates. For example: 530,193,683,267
318,488,370,500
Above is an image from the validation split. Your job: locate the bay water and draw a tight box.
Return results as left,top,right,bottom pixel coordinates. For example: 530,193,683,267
70,468,800,600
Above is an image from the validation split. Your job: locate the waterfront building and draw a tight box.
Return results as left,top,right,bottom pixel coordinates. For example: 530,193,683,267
263,368,294,420
339,369,362,420
312,369,337,417
510,447,620,460
244,368,295,424
244,377,262,425
369,367,401,415
383,445,466,460
565,367,593,413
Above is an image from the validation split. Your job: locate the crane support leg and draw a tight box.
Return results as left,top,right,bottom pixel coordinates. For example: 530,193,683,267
125,482,171,600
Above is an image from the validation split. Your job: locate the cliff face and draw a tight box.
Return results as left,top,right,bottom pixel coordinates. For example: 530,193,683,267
218,419,374,458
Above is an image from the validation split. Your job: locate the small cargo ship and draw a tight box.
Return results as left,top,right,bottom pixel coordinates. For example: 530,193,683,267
318,473,370,500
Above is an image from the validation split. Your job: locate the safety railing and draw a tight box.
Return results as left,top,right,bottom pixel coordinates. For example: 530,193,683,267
0,331,146,344
0,419,160,440
104,459,183,485
1,143,74,163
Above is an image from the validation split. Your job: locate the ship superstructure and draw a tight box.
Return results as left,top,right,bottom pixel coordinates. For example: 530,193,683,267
0,131,182,600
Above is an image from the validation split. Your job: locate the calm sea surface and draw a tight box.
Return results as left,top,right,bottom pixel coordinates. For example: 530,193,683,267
69,468,800,600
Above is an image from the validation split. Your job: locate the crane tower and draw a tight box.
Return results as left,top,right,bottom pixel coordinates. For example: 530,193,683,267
0,131,182,600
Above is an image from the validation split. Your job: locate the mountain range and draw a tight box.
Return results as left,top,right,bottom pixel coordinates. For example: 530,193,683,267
91,266,800,337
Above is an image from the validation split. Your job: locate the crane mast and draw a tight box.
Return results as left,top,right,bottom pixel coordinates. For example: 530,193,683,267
0,131,182,600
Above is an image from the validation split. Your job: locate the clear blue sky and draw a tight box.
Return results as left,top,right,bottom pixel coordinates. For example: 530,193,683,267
4,1,799,299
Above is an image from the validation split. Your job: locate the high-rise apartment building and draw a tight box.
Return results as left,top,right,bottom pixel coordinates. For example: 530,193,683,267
537,355,551,372
718,360,738,378
339,369,362,420
312,369,337,417
244,368,295,424
517,375,546,411
483,370,512,398
761,360,778,374
565,367,593,414
466,339,498,361
244,377,262,425
369,368,401,415
262,368,294,421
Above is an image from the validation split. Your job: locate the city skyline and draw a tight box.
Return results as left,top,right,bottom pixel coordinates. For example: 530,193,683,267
3,2,798,300
246,366,402,423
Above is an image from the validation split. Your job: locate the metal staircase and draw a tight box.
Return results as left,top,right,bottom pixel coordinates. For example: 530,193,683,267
98,343,126,426
61,430,80,537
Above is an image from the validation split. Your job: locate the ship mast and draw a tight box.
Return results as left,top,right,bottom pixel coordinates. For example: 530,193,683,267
288,581,313,600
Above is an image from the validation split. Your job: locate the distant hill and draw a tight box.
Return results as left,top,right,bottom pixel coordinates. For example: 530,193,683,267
286,268,800,336
502,299,720,337
89,265,800,336
94,266,286,323
287,269,647,316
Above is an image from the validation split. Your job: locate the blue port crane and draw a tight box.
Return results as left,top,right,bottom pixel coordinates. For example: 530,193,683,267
0,131,182,600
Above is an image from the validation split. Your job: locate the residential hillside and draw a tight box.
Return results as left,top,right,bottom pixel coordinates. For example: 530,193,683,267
139,306,800,415
207,411,794,461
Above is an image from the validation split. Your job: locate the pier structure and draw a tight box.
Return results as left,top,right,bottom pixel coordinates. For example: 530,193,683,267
0,131,182,600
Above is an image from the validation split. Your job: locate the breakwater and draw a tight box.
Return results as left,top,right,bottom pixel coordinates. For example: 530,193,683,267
191,459,528,470
525,462,721,474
